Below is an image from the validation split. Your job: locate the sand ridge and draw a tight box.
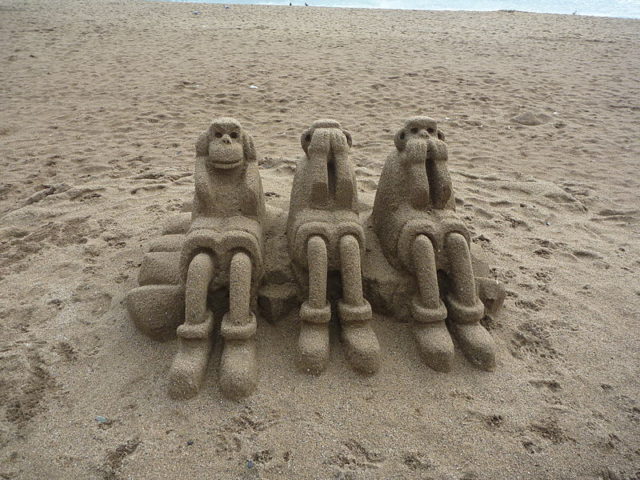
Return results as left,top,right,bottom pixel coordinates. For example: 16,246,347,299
0,0,639,478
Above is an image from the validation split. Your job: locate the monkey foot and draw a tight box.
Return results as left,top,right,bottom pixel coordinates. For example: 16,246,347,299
168,338,212,400
412,321,454,372
298,323,330,375
219,339,257,399
449,323,496,371
341,323,380,374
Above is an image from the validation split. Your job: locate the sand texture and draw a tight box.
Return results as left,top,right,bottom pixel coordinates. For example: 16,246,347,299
1,1,639,478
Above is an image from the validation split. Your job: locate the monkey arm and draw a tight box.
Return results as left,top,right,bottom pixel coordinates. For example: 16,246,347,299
188,156,227,239
240,165,265,220
191,157,215,221
426,139,452,210
330,130,357,210
402,139,431,210
195,133,209,157
306,130,330,207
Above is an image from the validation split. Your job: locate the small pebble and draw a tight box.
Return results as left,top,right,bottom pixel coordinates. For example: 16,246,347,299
186,440,194,446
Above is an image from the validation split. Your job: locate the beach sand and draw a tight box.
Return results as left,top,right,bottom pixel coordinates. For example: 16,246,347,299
1,0,639,478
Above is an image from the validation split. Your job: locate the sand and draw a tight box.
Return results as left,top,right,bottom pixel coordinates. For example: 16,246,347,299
1,0,639,478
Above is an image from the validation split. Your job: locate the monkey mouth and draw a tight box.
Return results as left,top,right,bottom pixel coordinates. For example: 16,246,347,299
208,158,244,169
206,148,245,169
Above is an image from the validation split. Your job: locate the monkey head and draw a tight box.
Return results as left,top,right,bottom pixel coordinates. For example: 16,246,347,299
196,118,256,170
297,119,356,210
394,116,445,163
300,119,352,156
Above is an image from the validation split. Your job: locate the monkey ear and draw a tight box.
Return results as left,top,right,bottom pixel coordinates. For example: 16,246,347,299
342,129,353,148
300,128,312,155
437,129,446,141
394,129,407,151
243,132,257,163
196,131,210,157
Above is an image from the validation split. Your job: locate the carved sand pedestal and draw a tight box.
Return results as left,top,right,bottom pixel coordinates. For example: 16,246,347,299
125,116,506,401
287,120,380,375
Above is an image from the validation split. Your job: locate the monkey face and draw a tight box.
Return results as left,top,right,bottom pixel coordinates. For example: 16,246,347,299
394,116,445,155
205,121,246,169
300,119,352,156
196,119,256,170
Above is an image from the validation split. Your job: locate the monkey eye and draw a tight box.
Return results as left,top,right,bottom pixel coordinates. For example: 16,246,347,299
230,131,239,139
427,127,435,134
410,127,418,134
305,134,311,142
399,131,405,140
214,132,222,138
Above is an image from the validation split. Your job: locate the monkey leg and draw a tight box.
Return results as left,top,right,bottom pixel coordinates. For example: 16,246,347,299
219,250,258,399
411,235,454,372
298,235,331,374
169,252,216,400
337,235,380,374
444,233,496,371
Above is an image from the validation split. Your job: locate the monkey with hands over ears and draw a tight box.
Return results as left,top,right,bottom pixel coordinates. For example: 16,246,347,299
170,118,266,400
373,117,496,372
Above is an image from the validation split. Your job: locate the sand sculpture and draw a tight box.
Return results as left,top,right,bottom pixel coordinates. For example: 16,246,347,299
287,120,380,374
127,118,265,400
126,116,504,400
372,116,496,372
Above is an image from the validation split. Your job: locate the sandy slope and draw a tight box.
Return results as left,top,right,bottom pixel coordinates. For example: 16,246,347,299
1,1,639,478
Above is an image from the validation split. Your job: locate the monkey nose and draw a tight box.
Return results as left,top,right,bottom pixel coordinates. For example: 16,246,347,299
419,130,429,137
222,136,231,144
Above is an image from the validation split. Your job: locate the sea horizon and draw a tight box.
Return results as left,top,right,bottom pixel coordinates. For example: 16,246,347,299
156,0,640,19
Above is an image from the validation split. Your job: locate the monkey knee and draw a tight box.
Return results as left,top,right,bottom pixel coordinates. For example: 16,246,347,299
229,251,252,286
445,232,469,254
307,236,328,262
188,252,215,279
413,234,436,256
339,234,360,256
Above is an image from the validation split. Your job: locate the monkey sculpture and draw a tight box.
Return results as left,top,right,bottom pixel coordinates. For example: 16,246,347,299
287,120,380,375
170,118,266,399
372,117,496,372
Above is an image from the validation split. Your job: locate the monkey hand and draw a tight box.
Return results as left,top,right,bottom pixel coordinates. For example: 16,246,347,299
403,137,429,164
426,139,452,209
400,138,430,209
426,137,448,162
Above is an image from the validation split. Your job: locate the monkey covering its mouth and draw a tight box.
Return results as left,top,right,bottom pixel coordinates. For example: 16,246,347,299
372,116,496,373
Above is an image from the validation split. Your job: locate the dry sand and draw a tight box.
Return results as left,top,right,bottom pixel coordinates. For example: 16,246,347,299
1,0,639,478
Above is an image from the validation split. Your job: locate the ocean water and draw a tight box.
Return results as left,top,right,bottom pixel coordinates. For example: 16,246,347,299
163,0,640,19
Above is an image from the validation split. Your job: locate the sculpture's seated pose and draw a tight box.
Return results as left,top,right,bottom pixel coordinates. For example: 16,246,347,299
372,117,496,372
169,117,266,399
287,120,380,374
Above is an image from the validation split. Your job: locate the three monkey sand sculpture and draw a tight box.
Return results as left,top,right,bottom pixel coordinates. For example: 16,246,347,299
125,116,504,400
